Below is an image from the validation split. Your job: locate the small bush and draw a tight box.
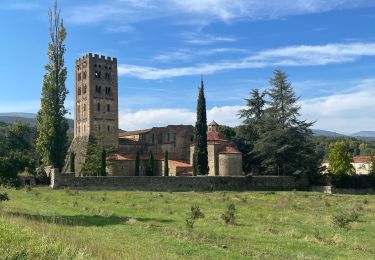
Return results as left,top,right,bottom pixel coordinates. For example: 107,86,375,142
185,218,195,230
185,205,205,230
0,193,9,202
332,209,362,229
222,203,236,225
190,205,205,219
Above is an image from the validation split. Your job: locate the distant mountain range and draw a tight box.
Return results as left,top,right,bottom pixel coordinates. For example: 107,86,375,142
312,129,375,140
312,129,345,137
1,113,375,140
0,113,74,129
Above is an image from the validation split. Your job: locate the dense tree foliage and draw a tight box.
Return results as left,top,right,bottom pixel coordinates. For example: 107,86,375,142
225,70,321,176
193,80,209,175
0,122,38,185
36,1,69,169
314,136,375,159
328,142,355,175
81,132,106,176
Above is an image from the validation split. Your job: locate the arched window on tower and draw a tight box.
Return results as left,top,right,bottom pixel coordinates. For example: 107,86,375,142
97,103,101,112
107,104,110,112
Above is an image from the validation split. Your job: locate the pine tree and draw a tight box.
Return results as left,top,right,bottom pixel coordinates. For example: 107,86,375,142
163,150,169,176
239,89,266,127
328,142,355,175
193,80,209,175
36,1,69,169
238,89,266,174
252,70,320,176
134,151,140,176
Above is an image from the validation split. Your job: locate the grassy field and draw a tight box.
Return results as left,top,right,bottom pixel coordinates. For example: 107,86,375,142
0,187,374,259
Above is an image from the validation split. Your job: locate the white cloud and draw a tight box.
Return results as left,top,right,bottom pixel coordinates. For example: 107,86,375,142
65,0,375,25
182,32,237,45
153,48,247,62
119,79,375,133
119,42,375,79
301,79,375,133
119,106,243,130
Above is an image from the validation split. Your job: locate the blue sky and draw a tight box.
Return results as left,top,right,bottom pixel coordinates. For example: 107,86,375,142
1,0,375,133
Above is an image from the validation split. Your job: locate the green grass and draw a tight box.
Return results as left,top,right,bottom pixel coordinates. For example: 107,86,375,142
0,188,374,259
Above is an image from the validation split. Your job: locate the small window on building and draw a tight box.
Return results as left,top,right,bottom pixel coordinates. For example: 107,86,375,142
107,125,110,132
83,85,87,94
83,71,87,80
105,65,108,69
77,73,81,81
95,71,101,79
83,104,86,112
107,104,110,112
94,64,97,68
109,66,111,70
97,103,101,111
99,64,101,68
167,133,170,142
78,87,81,95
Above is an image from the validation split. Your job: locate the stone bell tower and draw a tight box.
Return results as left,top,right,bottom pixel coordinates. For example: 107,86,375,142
74,53,119,147
64,53,119,175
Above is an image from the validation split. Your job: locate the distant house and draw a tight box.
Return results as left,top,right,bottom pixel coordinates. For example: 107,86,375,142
322,156,373,175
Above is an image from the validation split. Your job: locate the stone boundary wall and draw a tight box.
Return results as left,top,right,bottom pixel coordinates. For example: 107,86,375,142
51,170,309,191
311,186,375,195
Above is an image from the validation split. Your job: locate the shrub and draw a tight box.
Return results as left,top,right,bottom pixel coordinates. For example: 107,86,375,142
332,208,362,229
222,203,236,225
0,193,9,202
190,205,205,219
185,205,205,230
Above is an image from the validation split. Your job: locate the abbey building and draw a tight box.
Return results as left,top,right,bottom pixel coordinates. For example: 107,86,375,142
64,54,242,176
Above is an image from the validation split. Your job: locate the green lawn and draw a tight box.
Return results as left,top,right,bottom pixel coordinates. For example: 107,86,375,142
0,187,374,259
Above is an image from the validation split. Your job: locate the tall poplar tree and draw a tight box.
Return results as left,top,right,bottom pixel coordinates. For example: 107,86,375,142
193,80,209,175
36,1,69,169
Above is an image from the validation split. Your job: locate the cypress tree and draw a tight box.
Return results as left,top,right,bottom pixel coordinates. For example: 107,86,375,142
146,151,154,176
193,80,209,175
163,150,169,176
134,151,140,176
100,148,106,176
36,1,69,170
69,152,75,173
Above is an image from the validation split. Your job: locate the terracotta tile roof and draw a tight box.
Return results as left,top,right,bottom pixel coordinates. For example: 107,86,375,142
353,156,372,163
220,145,241,154
207,131,227,141
108,153,170,161
169,160,192,167
119,129,151,137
